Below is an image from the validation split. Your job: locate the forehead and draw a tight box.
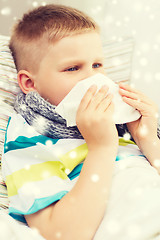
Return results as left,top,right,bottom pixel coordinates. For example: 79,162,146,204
38,32,104,71
47,32,104,60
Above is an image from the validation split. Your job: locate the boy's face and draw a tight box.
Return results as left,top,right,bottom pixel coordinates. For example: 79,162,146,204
33,32,105,105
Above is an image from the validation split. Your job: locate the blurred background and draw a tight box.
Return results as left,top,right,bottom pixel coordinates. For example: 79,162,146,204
0,0,160,106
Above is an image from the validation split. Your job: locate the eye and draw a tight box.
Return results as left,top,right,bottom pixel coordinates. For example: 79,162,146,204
65,66,79,72
92,63,103,69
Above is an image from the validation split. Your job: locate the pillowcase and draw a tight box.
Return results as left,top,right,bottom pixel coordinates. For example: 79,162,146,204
0,34,134,210
0,35,20,210
0,35,21,160
103,37,134,83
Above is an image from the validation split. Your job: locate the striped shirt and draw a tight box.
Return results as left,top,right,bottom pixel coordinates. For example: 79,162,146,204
2,111,144,223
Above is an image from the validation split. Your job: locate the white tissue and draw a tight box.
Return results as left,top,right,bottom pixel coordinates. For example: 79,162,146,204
55,73,141,127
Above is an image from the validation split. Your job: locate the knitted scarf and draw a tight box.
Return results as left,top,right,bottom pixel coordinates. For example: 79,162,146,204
14,91,83,139
14,91,160,140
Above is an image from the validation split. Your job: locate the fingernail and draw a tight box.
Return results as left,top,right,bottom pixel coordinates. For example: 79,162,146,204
119,82,126,87
90,84,97,89
110,93,113,97
101,85,108,90
107,93,113,98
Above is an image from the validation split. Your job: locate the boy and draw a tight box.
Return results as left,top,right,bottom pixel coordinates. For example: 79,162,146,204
2,4,160,240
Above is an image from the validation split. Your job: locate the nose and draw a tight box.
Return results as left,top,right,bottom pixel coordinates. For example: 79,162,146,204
79,68,97,82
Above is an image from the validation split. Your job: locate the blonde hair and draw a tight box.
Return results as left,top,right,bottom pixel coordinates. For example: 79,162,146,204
9,4,100,73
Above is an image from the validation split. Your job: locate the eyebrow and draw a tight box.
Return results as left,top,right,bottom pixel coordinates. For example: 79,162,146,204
58,57,104,68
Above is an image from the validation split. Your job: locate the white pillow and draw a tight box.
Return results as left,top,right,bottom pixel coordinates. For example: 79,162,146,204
0,35,20,210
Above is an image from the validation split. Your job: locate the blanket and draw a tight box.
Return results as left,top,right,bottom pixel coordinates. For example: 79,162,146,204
0,210,44,240
94,156,160,240
1,155,160,240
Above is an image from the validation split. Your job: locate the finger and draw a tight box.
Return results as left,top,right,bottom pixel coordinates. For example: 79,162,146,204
89,85,109,109
119,84,154,106
119,87,139,100
119,82,149,99
96,94,113,113
118,82,140,94
122,96,155,116
78,85,97,112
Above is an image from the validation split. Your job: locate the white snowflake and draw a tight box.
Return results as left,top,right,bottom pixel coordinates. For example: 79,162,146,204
130,83,136,88
21,183,33,196
27,125,36,134
105,15,114,24
20,104,27,111
1,7,11,16
55,231,62,239
91,174,100,183
134,187,143,196
32,1,39,7
32,116,47,135
155,72,160,81
144,72,152,83
0,220,13,239
153,159,160,168
69,151,77,159
115,21,122,27
156,34,160,43
112,0,117,4
13,16,17,21
65,168,70,175
124,16,130,22
41,2,47,6
131,30,137,36
91,6,102,14
149,14,155,20
134,3,142,12
153,44,159,50
31,227,40,237
45,140,53,147
112,57,122,66
117,159,128,170
118,37,123,42
42,170,51,179
145,6,151,12
141,43,150,52
155,112,159,119
106,219,120,235
127,224,141,238
138,124,148,137
24,164,30,170
139,58,148,66
69,196,76,204
133,71,140,79
123,132,131,141
111,36,117,41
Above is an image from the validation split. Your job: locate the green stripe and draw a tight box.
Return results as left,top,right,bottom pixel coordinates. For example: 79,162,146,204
6,143,88,197
6,160,68,197
4,135,59,153
119,138,136,146
59,143,88,172
6,137,136,197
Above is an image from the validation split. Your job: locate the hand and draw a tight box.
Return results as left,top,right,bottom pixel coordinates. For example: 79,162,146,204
119,82,158,146
76,85,118,151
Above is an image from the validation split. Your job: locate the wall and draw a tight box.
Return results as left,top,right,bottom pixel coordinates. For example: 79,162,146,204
0,0,160,105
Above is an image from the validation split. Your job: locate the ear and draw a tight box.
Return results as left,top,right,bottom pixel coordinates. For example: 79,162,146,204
17,70,36,94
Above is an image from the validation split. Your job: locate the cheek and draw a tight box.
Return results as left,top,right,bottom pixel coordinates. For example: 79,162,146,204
53,87,73,105
100,68,106,75
35,73,78,105
46,82,75,106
